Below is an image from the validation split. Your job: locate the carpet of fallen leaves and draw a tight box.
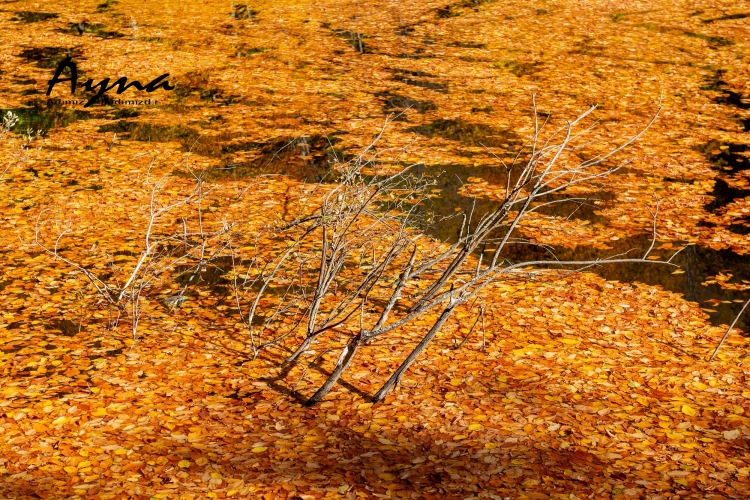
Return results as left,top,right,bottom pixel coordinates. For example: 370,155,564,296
2,0,750,498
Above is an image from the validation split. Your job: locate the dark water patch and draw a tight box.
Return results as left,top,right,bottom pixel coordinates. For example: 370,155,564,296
396,52,434,60
206,135,348,183
697,141,750,213
392,69,448,92
18,46,84,70
682,31,733,46
639,24,733,47
392,69,437,79
172,71,238,104
400,163,612,244
175,256,233,288
435,0,495,19
493,59,542,77
698,141,750,172
377,92,437,115
173,71,222,102
332,30,368,53
59,22,124,38
702,12,750,23
727,223,750,235
97,120,229,157
10,11,58,23
97,0,117,11
705,178,749,214
396,25,416,36
46,319,82,337
405,119,515,148
2,99,93,134
231,4,258,19
716,87,750,110
97,121,346,179
471,106,493,114
662,176,695,184
234,46,267,57
437,5,462,18
447,41,486,49
112,107,139,119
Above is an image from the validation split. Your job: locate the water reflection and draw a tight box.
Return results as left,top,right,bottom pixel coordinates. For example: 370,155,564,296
403,163,749,331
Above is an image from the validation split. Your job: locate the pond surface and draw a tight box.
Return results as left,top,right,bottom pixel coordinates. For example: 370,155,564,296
399,163,750,332
4,50,748,335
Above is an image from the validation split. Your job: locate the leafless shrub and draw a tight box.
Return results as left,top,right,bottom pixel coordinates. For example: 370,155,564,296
228,96,676,406
225,120,435,357
31,153,235,342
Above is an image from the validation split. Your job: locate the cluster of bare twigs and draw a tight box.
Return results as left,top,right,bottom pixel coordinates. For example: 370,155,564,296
32,154,236,342
32,96,729,406
221,98,680,405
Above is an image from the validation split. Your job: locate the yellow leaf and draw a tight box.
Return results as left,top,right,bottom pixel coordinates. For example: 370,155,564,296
64,466,78,474
484,442,498,449
450,378,463,386
195,457,209,466
681,405,697,416
93,408,107,417
377,472,395,481
178,460,191,468
52,416,68,425
251,447,268,453
115,449,128,455
560,338,579,345
468,423,482,431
